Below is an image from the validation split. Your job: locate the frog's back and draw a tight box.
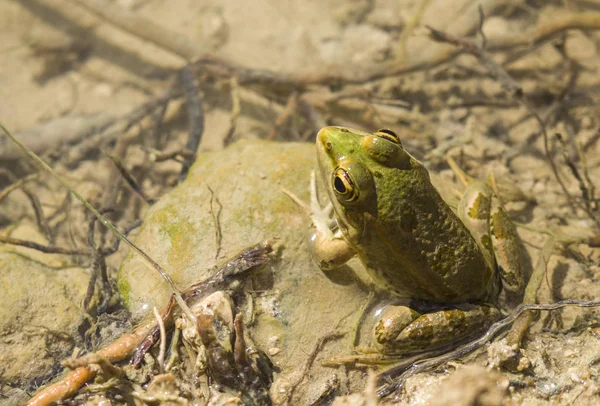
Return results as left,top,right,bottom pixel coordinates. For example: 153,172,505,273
358,163,499,304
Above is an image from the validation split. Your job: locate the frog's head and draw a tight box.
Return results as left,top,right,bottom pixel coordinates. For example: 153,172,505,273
315,126,413,243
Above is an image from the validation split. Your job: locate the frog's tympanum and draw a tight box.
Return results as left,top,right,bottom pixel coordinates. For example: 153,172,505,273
310,126,526,355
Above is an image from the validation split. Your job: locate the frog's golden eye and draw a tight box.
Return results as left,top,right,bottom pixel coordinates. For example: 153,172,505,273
332,167,358,202
374,129,401,145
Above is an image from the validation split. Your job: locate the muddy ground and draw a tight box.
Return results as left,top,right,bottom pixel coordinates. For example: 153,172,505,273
1,0,600,405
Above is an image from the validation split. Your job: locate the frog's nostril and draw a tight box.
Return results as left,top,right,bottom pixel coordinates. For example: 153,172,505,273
326,141,332,150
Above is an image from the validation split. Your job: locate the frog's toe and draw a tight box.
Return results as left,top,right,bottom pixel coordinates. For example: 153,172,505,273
374,305,421,346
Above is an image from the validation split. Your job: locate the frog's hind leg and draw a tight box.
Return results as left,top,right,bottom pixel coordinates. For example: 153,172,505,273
373,303,503,355
459,181,528,298
448,156,528,298
489,195,529,296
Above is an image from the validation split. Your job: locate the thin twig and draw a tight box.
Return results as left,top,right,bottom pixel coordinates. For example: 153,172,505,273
21,188,53,243
100,126,136,217
487,12,600,52
0,236,89,256
164,326,180,371
268,92,298,140
47,192,72,223
96,255,112,313
577,140,597,212
0,173,38,204
104,149,155,205
148,148,195,163
284,330,345,406
223,76,240,146
180,64,204,180
207,185,223,260
83,249,101,313
83,209,113,313
297,96,323,140
557,134,593,212
153,306,166,372
150,100,170,148
101,219,142,256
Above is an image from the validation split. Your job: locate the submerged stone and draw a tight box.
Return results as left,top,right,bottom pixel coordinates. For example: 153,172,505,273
118,140,367,402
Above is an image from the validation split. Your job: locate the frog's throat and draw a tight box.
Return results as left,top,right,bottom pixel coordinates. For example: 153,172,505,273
333,206,365,245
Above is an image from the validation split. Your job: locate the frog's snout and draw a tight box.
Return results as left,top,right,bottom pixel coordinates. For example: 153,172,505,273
317,126,334,151
318,126,351,151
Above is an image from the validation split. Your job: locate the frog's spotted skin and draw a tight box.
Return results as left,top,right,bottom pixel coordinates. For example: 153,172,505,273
490,201,526,294
373,303,502,354
311,126,524,355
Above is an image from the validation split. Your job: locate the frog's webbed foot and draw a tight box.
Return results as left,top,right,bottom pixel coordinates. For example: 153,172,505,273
284,171,355,270
324,303,504,367
308,171,356,270
281,172,334,233
373,303,503,356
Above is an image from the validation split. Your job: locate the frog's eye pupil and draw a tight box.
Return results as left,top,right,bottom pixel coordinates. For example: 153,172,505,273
333,168,358,202
334,176,346,193
375,128,401,145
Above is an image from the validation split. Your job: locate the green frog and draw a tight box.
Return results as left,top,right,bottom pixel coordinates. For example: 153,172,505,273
309,126,526,355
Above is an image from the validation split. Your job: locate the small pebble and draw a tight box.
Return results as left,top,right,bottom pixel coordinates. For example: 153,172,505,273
482,16,510,38
94,83,114,97
580,115,594,129
568,366,590,383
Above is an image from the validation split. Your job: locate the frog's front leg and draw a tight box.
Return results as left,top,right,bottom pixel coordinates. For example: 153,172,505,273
308,171,356,270
373,302,503,355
